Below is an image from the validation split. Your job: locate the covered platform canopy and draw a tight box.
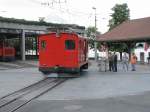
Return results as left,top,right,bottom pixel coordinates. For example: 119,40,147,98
0,16,85,61
97,17,150,42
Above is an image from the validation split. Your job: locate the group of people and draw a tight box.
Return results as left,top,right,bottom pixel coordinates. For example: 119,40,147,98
108,52,137,72
108,52,118,72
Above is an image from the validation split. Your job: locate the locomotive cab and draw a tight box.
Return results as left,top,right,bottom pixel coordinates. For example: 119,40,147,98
39,32,88,74
0,40,15,61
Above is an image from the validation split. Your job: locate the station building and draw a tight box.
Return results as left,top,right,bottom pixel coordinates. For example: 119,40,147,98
0,16,85,61
97,17,150,63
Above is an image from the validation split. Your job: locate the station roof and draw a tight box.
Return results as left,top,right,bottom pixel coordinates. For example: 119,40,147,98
0,16,85,29
97,17,150,42
0,16,85,33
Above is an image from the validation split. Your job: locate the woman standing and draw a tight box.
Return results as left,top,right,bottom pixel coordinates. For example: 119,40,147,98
130,53,137,71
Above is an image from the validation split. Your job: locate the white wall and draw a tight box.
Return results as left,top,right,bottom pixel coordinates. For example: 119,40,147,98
88,49,121,60
88,47,150,63
134,48,150,63
88,48,107,59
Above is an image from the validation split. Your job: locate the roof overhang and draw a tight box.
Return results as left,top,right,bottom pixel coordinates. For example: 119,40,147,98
98,36,150,42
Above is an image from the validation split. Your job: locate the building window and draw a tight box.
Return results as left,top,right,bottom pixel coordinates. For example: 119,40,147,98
65,40,75,50
140,52,144,63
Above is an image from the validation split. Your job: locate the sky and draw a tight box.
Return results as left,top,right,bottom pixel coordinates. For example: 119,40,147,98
0,0,150,33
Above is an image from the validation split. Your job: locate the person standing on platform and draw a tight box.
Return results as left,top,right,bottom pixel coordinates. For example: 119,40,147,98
130,53,137,71
113,52,118,72
108,52,113,71
122,52,129,71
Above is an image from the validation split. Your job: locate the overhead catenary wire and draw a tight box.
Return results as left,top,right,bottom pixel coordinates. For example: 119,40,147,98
30,0,107,30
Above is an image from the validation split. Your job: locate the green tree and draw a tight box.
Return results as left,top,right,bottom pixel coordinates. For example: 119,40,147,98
107,42,128,52
38,17,45,23
86,26,96,49
109,3,130,52
108,3,130,30
108,3,130,59
85,26,101,49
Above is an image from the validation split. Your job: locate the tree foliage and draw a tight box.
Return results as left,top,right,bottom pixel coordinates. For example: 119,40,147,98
107,42,128,52
39,17,46,23
85,26,101,49
108,3,130,53
86,27,96,49
108,3,130,30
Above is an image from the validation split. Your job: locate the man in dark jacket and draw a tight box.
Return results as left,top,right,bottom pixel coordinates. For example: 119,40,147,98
113,52,117,72
108,52,113,71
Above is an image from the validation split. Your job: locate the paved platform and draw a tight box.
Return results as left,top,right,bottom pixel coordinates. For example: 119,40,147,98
16,93,150,112
0,60,38,70
1,60,150,100
35,61,150,100
1,60,150,112
0,67,43,98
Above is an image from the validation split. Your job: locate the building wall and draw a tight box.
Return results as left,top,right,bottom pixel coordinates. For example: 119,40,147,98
134,48,150,63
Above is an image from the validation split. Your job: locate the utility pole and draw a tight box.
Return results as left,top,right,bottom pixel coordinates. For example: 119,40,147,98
92,7,97,61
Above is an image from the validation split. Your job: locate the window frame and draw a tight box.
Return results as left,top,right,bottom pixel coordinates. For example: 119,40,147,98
41,40,46,50
65,40,75,50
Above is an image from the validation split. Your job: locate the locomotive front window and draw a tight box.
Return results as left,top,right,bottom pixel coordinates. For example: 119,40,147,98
41,40,46,50
65,40,75,50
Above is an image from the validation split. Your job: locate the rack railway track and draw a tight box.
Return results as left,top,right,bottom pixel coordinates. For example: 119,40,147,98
0,77,67,112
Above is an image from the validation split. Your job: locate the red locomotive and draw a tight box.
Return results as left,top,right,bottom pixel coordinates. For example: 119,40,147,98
0,40,15,61
38,32,88,75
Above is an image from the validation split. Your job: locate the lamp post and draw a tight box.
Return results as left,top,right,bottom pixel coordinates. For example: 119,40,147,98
92,7,97,61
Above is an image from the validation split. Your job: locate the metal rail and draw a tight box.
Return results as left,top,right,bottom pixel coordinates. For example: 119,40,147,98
0,78,49,100
0,78,54,108
0,78,67,112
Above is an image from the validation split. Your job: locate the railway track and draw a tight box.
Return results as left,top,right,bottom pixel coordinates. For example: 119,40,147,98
0,77,67,112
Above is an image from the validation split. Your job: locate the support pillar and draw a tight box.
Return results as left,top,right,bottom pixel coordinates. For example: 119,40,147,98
35,36,38,56
105,42,109,59
21,30,25,61
94,41,98,61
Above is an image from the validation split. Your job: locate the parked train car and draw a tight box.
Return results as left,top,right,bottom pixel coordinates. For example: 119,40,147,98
38,32,88,75
0,41,15,61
